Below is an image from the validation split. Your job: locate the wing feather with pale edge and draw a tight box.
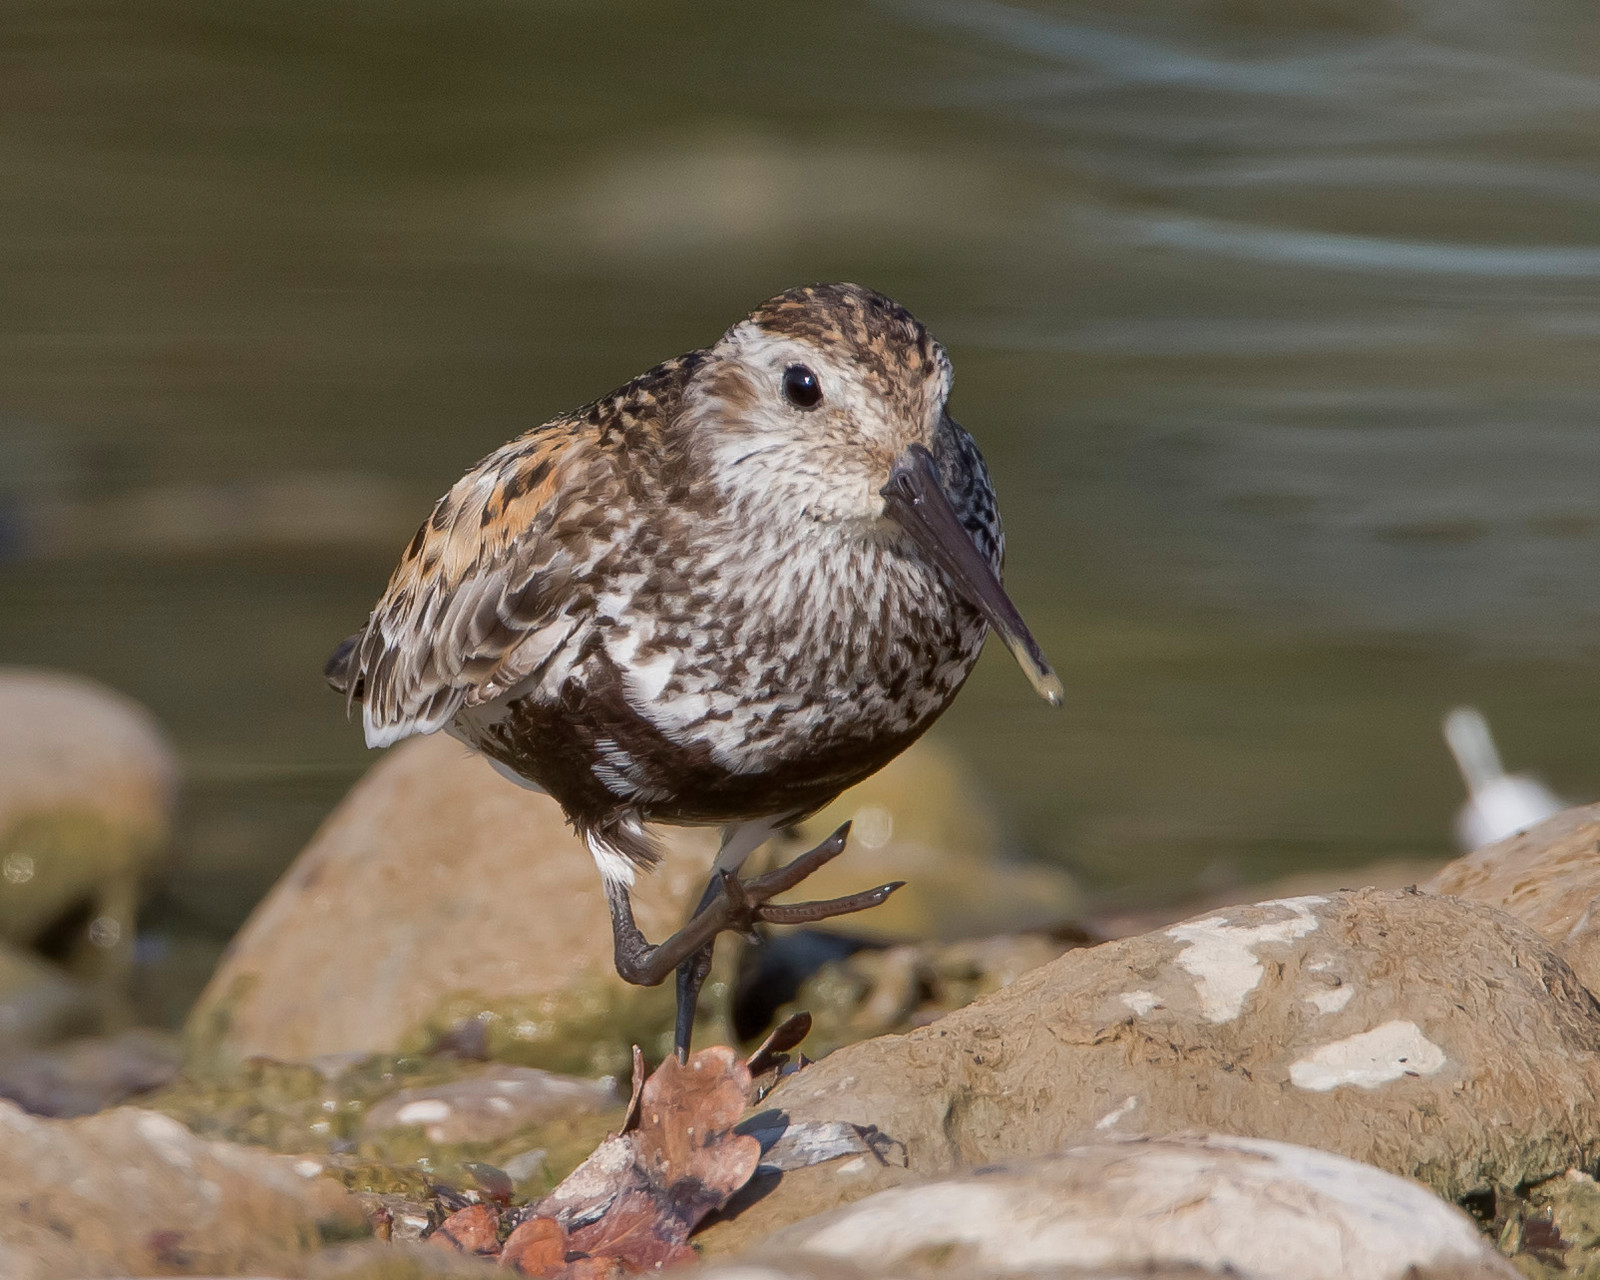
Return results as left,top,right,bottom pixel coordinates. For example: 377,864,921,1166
350,420,608,748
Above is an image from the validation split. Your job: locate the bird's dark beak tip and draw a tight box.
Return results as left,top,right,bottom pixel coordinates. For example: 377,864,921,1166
883,445,1064,711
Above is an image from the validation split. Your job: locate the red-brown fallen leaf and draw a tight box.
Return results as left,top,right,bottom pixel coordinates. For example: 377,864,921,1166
500,1215,568,1275
747,1011,811,1079
621,1044,646,1134
631,1045,761,1212
566,1188,698,1271
515,1045,763,1277
428,1202,502,1256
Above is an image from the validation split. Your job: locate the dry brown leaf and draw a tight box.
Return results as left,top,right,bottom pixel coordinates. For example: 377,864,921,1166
500,1215,568,1275
512,1045,763,1277
747,1011,812,1097
632,1046,761,1209
621,1044,646,1134
428,1202,501,1256
565,1188,699,1270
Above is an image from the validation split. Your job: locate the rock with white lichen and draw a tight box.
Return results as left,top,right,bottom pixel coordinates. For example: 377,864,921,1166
723,1135,1518,1280
697,888,1600,1253
1427,802,1600,996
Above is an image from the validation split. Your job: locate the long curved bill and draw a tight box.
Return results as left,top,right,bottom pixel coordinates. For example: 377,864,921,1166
881,443,1064,707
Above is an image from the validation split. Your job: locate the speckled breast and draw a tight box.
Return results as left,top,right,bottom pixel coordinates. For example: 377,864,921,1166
467,523,990,831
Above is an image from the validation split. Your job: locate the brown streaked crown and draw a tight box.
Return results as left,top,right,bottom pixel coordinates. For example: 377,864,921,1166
745,282,950,395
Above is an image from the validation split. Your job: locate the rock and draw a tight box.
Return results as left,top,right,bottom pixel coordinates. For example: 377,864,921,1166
0,1026,182,1117
362,1063,614,1145
696,1261,1227,1280
143,1046,626,1208
764,932,1081,1058
0,1099,360,1279
188,733,723,1074
741,1136,1517,1280
0,668,177,986
1093,854,1446,941
0,938,98,1047
307,1241,502,1277
770,742,1080,942
1510,1167,1600,1277
1427,802,1600,995
699,889,1600,1250
88,1241,497,1279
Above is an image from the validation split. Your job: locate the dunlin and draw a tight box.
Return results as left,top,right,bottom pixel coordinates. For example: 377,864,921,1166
327,283,1061,1056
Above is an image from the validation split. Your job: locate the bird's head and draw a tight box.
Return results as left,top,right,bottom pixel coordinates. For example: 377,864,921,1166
685,282,1061,706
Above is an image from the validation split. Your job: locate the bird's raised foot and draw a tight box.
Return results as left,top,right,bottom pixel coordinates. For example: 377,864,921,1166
608,822,901,988
605,822,904,1059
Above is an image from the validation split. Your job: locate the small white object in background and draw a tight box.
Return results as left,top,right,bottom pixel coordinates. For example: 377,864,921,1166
1444,706,1564,851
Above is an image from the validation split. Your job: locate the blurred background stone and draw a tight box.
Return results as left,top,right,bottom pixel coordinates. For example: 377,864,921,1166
766,743,1081,942
0,669,178,1034
0,941,99,1048
0,1026,182,1117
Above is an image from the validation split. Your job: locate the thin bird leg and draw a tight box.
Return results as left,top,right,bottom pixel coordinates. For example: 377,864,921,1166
602,822,905,1043
673,878,722,1062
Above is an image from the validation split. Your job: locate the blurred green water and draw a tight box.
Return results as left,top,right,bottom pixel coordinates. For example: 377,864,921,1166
1,0,1598,1020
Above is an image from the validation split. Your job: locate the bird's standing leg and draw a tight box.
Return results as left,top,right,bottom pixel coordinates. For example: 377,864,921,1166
599,821,904,1059
673,817,789,1059
672,879,722,1063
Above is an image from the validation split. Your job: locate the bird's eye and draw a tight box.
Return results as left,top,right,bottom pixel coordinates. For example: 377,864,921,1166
781,364,823,409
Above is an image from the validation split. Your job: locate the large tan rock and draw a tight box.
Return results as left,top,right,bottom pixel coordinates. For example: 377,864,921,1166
1428,802,1600,994
189,733,719,1074
0,1100,359,1279
701,889,1600,1251
742,1136,1517,1280
0,668,177,986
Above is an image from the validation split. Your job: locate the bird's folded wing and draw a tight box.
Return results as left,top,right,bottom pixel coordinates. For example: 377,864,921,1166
353,426,610,749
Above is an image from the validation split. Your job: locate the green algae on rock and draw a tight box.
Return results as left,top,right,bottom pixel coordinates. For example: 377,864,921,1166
406,982,675,1080
146,1050,625,1202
